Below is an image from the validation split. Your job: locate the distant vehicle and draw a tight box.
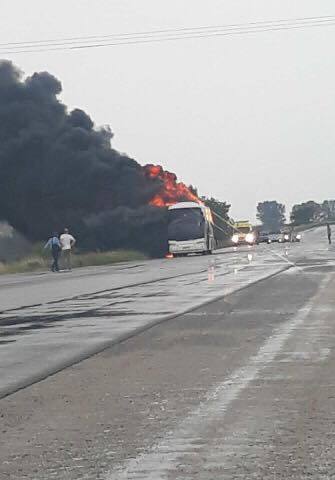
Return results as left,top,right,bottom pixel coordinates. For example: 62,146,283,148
168,202,215,256
268,231,283,243
231,221,256,245
258,231,270,243
291,232,302,242
282,230,302,243
282,231,291,243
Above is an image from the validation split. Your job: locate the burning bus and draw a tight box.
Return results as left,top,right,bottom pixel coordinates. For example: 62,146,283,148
144,165,215,256
167,202,215,256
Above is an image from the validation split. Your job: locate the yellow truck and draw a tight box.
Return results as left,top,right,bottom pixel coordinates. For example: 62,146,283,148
231,220,256,245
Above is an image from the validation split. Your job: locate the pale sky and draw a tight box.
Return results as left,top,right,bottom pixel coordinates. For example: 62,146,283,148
1,0,335,221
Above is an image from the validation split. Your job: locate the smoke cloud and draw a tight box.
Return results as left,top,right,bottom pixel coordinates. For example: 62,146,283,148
0,61,174,255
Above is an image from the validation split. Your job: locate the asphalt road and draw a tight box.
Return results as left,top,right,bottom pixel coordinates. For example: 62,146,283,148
1,226,335,479
0,243,290,399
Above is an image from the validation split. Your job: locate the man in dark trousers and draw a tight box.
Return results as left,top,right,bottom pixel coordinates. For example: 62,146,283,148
60,228,76,271
327,223,332,245
44,232,62,272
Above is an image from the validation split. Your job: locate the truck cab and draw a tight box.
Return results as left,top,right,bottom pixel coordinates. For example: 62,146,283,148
231,221,256,245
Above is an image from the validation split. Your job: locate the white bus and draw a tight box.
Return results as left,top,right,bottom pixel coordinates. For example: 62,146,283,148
167,202,215,256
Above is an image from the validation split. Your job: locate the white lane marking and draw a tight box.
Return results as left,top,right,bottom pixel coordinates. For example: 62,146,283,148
105,273,332,480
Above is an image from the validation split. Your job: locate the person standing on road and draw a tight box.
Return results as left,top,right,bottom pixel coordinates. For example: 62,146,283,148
44,233,62,272
60,228,76,270
327,223,332,245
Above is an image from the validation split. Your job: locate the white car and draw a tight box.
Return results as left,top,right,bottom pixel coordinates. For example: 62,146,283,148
268,232,283,243
292,233,302,242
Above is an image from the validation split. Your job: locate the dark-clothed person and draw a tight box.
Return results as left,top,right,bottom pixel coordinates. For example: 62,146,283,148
45,234,62,272
327,223,332,245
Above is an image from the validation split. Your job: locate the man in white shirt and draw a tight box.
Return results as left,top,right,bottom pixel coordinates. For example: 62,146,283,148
60,228,76,270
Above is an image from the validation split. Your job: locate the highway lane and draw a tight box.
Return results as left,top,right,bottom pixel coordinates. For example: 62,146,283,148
0,226,325,313
1,226,335,479
0,242,292,399
0,247,280,312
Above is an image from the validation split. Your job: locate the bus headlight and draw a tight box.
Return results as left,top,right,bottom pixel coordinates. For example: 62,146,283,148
246,233,255,243
296,234,301,240
284,234,289,241
232,234,239,243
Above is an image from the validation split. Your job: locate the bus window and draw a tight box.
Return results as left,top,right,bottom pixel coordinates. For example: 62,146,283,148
169,208,203,223
168,208,205,241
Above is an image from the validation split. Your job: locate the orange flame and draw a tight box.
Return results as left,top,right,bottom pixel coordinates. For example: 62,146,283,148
144,164,200,207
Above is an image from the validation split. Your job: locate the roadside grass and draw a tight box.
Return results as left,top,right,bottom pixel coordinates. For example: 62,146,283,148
72,250,147,267
0,249,148,275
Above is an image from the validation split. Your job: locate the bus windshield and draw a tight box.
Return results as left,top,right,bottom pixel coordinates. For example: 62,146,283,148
238,227,251,234
168,208,205,241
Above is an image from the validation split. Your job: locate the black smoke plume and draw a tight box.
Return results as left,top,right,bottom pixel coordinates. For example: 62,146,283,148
0,61,168,255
